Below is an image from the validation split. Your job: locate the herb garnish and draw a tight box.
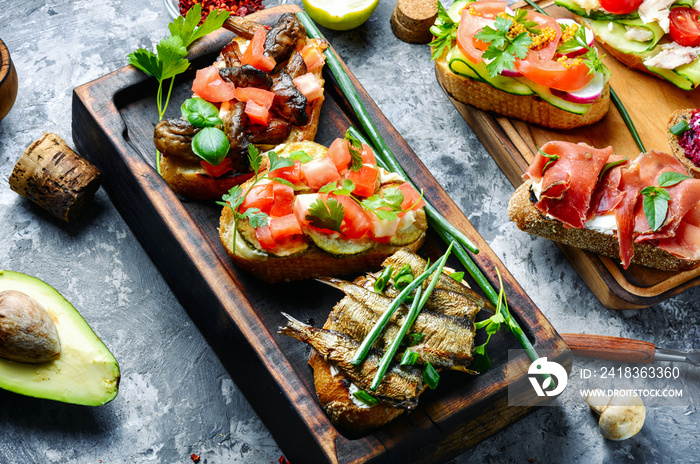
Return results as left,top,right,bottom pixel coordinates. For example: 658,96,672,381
429,2,459,61
558,23,607,76
345,132,364,172
539,148,560,175
670,120,691,136
307,197,345,232
127,4,229,170
598,157,627,180
641,172,691,231
181,97,230,165
471,268,523,372
475,15,532,78
217,146,294,253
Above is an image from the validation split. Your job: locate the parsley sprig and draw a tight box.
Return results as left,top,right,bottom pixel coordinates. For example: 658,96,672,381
557,23,607,76
429,2,459,61
475,15,532,78
217,146,294,253
641,172,691,231
127,5,228,170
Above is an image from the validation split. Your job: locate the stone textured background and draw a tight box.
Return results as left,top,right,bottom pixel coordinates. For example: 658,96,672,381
0,0,697,462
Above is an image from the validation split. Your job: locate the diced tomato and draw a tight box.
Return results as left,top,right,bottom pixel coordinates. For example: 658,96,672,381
361,143,376,166
331,194,372,239
670,7,700,47
245,99,271,126
269,160,302,184
200,157,233,177
241,183,274,214
191,66,236,102
456,1,508,63
398,183,425,212
327,138,352,171
301,44,325,71
293,73,324,102
269,214,303,241
255,225,277,250
346,165,379,197
301,156,341,190
234,87,275,109
515,57,593,91
241,27,276,72
270,182,295,217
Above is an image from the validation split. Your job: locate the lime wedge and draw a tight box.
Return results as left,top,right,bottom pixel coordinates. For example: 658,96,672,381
302,0,381,31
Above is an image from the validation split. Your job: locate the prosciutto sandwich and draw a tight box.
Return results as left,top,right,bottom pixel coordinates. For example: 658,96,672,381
508,141,700,271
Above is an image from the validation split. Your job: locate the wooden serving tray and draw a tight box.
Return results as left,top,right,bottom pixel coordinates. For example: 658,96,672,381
441,0,700,310
72,6,569,463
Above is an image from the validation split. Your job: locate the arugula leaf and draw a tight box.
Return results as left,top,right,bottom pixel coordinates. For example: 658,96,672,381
307,197,345,232
429,1,458,61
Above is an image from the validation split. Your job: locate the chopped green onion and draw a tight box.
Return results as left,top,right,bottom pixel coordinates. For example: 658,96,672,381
296,11,479,256
352,389,378,407
374,264,394,293
670,120,691,136
351,248,451,366
393,264,414,290
423,362,440,390
401,332,425,347
370,244,452,391
450,271,465,282
401,350,419,366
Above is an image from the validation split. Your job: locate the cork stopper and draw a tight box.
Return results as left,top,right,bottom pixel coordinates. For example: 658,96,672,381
391,0,438,44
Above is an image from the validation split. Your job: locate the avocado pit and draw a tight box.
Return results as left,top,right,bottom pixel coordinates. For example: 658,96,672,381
0,290,61,363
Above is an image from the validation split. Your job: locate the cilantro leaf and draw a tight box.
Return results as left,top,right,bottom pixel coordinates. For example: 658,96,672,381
242,208,269,229
344,131,364,172
307,198,345,232
475,17,511,49
476,16,532,78
248,145,263,175
267,150,294,172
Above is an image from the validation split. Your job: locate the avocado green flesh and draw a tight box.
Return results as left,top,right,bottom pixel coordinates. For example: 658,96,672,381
0,270,120,406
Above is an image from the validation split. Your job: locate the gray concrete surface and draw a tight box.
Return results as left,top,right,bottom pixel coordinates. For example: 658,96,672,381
0,0,697,462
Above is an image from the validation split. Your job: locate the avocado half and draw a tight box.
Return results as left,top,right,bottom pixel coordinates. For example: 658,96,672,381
0,270,120,405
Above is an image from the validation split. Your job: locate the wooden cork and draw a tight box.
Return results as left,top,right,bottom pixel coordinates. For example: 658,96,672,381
391,0,438,44
9,133,102,222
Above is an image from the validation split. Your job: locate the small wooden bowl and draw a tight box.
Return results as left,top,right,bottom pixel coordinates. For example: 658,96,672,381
0,37,18,122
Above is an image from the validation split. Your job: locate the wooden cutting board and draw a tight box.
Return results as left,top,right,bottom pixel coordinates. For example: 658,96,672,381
72,5,569,463
441,0,700,310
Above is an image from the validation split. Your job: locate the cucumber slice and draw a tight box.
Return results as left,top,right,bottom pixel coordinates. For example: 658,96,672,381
644,65,695,90
585,17,663,54
517,79,593,115
448,0,472,21
448,47,534,95
447,46,484,82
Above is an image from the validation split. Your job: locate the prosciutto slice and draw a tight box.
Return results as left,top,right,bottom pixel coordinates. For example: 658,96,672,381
589,154,627,217
526,141,612,229
655,204,700,260
614,164,644,269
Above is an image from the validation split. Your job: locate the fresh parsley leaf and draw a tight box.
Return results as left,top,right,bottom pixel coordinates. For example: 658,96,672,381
307,197,345,232
169,4,229,48
127,49,163,79
288,150,313,163
429,1,458,61
155,35,189,80
248,145,263,176
361,187,405,221
658,171,691,187
319,178,355,195
243,208,269,229
475,17,511,49
476,16,532,78
344,131,364,172
513,9,540,34
267,150,294,173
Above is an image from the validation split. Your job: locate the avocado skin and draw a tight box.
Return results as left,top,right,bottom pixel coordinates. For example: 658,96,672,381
0,270,120,406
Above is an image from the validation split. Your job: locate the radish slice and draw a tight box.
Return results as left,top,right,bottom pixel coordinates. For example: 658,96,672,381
553,71,606,103
556,19,595,58
500,68,523,77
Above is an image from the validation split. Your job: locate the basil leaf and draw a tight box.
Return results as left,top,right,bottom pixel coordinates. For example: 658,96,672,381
657,171,691,187
182,98,221,128
191,127,230,165
642,189,669,231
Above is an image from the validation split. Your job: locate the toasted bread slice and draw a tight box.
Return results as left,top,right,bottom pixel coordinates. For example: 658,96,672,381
667,109,700,180
434,52,610,130
508,181,700,272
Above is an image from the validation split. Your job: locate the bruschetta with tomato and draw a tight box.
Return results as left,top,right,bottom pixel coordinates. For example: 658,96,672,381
430,0,611,129
154,13,327,200
556,0,700,89
508,140,700,271
218,138,428,282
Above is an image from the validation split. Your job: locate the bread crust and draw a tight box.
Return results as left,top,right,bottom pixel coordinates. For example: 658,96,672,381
508,181,700,272
667,109,700,180
434,52,610,130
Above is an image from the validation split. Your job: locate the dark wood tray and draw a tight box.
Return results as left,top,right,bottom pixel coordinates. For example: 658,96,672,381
72,5,569,463
440,0,700,310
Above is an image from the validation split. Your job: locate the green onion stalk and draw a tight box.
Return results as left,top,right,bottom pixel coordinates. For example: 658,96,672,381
522,0,645,153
